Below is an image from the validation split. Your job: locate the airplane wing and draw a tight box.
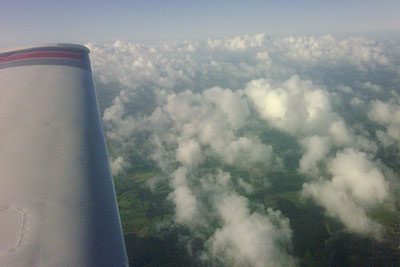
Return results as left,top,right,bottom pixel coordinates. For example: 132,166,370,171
0,44,128,266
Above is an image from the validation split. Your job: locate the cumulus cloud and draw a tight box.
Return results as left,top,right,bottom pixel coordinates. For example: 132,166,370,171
361,81,382,92
368,99,400,148
183,170,295,266
299,135,331,177
164,167,296,265
110,156,131,176
245,75,338,136
207,33,267,51
206,194,295,267
103,95,136,144
87,34,397,97
273,35,390,67
87,33,400,264
176,139,203,168
168,167,200,225
144,87,275,169
303,149,389,239
125,83,292,264
245,75,377,154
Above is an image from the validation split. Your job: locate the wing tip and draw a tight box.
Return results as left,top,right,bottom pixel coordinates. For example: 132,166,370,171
0,44,90,56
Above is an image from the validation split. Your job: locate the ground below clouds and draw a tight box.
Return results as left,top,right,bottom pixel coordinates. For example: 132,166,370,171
90,33,400,266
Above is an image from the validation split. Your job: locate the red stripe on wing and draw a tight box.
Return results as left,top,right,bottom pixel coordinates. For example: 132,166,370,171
0,51,85,63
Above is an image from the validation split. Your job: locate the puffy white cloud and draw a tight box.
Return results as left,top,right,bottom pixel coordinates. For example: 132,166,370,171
246,75,378,156
144,88,275,169
368,100,400,125
202,87,250,129
361,81,382,92
168,185,200,225
299,135,331,177
103,95,136,144
206,194,295,267
87,34,396,98
337,85,353,94
368,100,400,147
303,149,389,239
168,167,204,226
350,97,364,107
245,75,353,143
273,35,390,67
207,33,267,51
176,139,203,168
86,33,400,264
238,178,254,194
110,156,131,176
329,120,353,146
87,40,195,90
166,168,296,265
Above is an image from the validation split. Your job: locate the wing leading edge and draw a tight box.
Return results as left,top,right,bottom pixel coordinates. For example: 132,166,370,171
0,44,128,266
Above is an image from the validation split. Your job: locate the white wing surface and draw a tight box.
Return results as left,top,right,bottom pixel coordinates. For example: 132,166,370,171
0,44,128,266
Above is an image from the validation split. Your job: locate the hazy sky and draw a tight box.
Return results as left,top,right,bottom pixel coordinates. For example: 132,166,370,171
1,0,400,46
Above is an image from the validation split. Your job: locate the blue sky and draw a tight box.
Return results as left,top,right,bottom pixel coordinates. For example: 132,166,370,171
1,0,400,46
